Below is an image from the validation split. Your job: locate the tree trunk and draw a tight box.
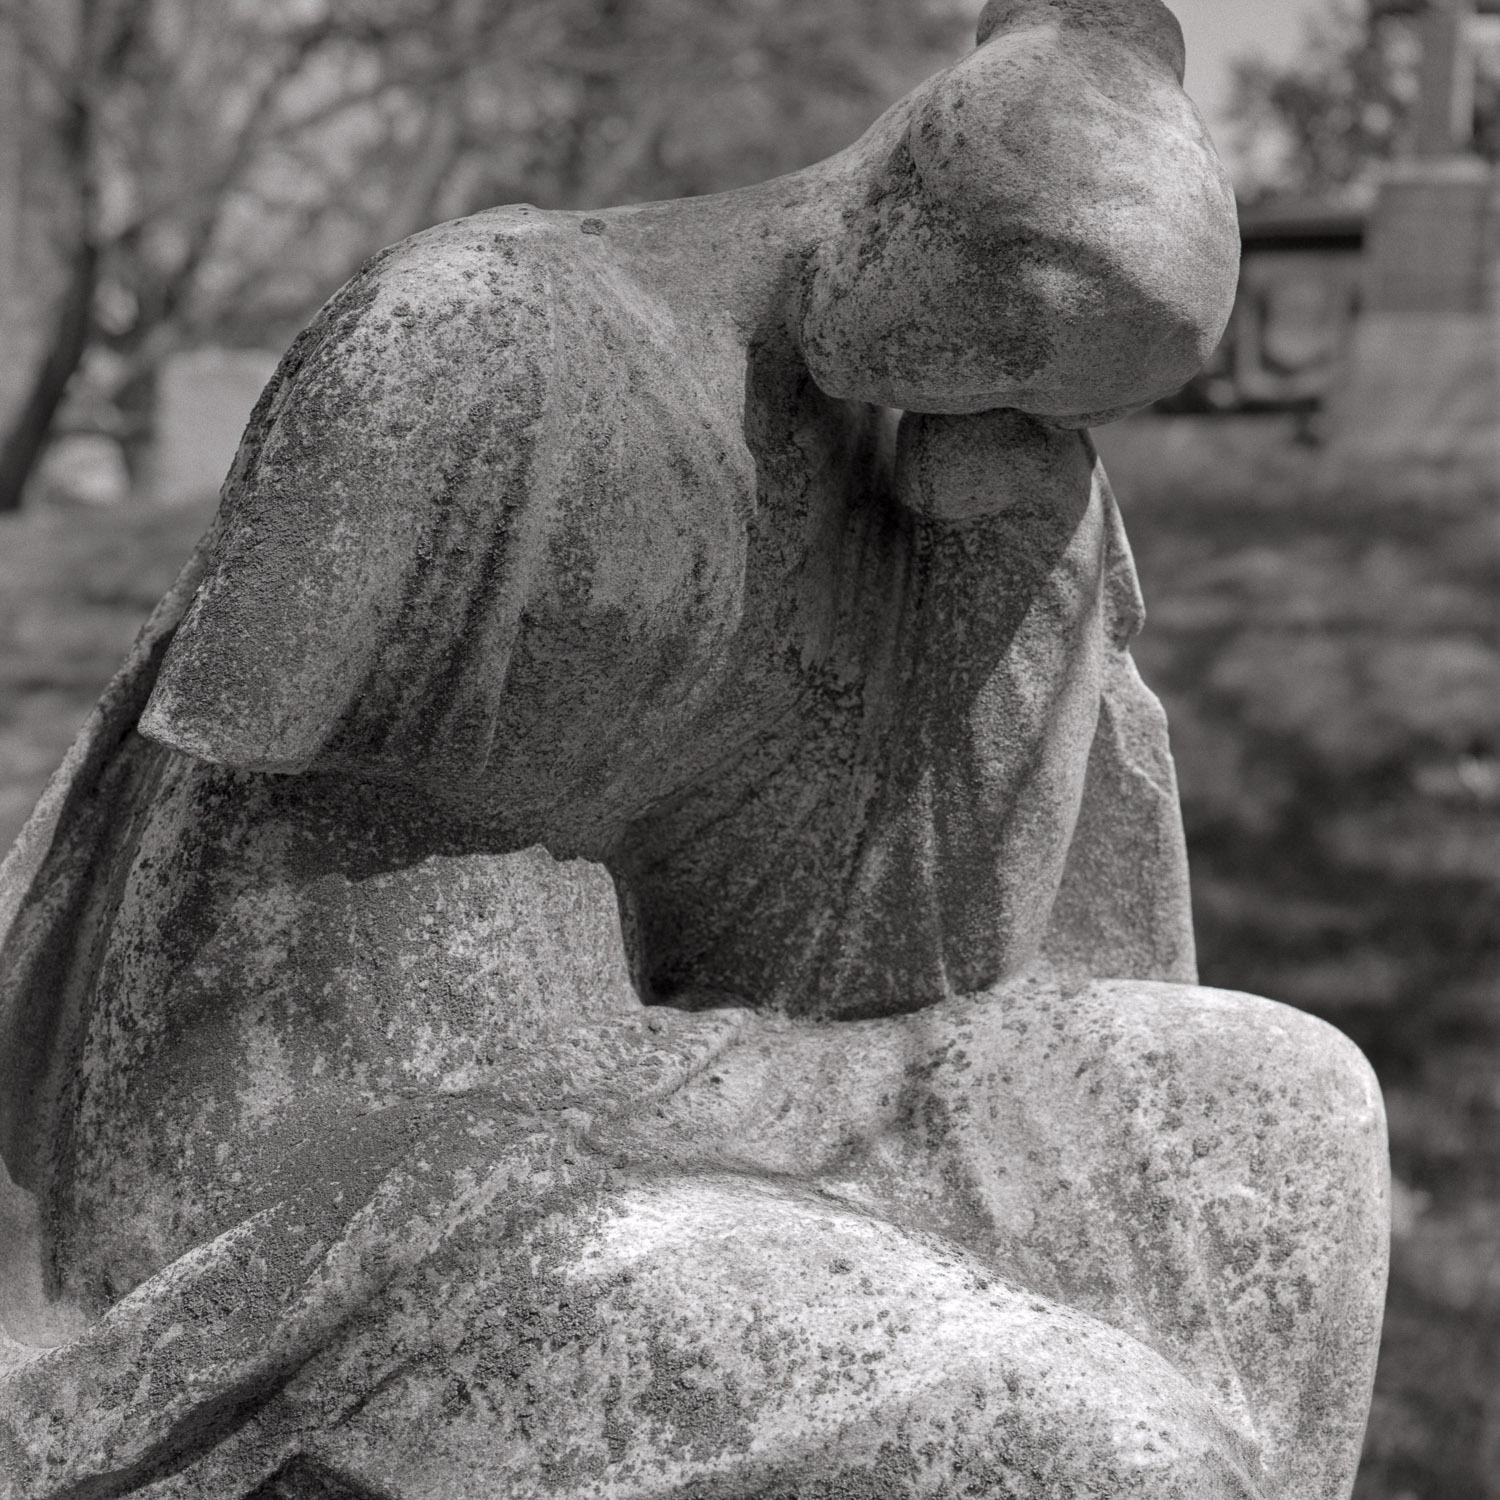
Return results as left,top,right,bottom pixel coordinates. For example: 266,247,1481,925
0,238,96,512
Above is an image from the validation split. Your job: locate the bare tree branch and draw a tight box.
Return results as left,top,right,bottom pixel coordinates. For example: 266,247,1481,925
0,0,972,506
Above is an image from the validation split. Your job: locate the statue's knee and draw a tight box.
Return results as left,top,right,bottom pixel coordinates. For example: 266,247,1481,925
1089,980,1389,1244
1094,980,1382,1130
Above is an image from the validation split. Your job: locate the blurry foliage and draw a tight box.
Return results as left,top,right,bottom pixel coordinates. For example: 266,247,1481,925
1224,1,1424,197
0,0,972,508
1224,0,1500,198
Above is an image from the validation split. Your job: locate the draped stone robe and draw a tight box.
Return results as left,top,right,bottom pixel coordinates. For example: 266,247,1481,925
0,3,1388,1496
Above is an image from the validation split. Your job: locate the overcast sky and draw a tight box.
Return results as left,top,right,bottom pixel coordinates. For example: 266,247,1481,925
1170,0,1332,141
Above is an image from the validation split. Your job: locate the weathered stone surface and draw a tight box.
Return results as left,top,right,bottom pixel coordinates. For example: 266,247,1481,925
0,972,1384,1500
0,2,1385,1497
801,0,1235,422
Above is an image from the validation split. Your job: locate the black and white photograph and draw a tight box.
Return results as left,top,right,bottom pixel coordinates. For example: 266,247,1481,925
0,2,1495,1496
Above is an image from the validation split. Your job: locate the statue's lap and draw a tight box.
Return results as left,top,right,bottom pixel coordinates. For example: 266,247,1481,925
117,975,1381,1500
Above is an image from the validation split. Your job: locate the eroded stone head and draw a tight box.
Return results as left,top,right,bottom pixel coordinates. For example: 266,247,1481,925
798,0,1238,418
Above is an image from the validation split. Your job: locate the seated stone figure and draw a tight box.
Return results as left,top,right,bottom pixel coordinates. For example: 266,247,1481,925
0,2,1387,1496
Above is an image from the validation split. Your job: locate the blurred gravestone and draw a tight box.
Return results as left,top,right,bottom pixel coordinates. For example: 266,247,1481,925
1330,157,1500,470
150,347,279,505
1331,0,1500,473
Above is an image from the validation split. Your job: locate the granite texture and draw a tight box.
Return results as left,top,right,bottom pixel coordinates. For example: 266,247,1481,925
0,2,1386,1496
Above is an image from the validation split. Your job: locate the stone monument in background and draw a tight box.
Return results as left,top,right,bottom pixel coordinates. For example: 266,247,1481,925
0,2,1389,1496
1333,0,1500,469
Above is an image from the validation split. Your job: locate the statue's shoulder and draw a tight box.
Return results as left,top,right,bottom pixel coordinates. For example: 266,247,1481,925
225,202,688,534
141,204,755,783
251,203,714,458
339,204,588,312
290,207,578,385
314,204,662,351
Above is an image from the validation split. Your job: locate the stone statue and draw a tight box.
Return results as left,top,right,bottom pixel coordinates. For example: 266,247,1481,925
0,2,1388,1496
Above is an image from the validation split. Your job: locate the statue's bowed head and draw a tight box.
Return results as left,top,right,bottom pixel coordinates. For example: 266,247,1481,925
798,0,1239,420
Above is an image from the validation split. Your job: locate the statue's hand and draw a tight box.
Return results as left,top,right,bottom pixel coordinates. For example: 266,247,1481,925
799,0,1238,421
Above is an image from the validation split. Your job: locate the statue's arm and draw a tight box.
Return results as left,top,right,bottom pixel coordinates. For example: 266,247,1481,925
139,221,558,782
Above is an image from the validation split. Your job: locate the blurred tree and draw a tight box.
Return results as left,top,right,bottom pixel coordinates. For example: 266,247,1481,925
0,0,525,508
0,0,970,511
1224,0,1500,198
1224,1,1424,197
